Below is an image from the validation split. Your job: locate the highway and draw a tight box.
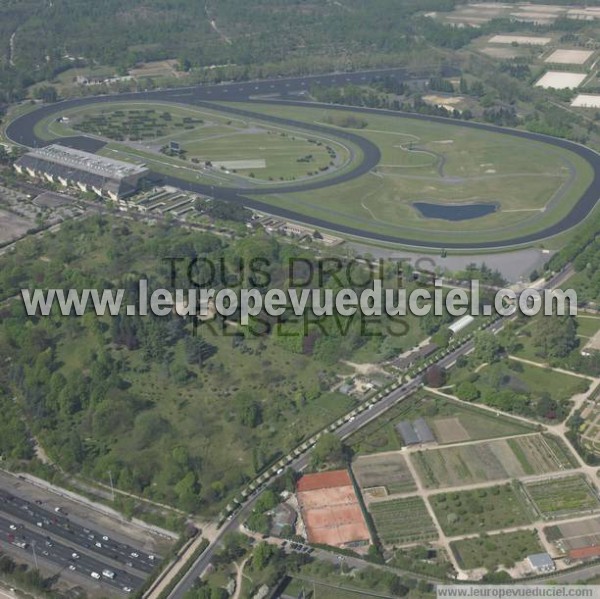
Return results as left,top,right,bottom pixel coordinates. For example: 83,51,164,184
0,487,159,594
7,67,600,250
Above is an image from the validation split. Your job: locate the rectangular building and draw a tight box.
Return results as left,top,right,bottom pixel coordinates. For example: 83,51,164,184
15,144,149,200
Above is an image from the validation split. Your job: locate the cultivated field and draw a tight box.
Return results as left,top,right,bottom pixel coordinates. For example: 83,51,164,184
524,475,600,519
452,530,543,571
369,497,437,545
546,517,600,552
544,49,594,65
352,453,416,497
431,483,534,536
412,434,576,489
349,395,536,455
535,72,587,89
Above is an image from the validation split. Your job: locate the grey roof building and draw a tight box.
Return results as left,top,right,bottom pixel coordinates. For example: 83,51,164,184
413,418,435,444
527,553,555,573
396,421,419,446
15,144,149,199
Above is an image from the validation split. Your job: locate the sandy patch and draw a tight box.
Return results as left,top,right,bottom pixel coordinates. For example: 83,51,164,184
535,71,586,89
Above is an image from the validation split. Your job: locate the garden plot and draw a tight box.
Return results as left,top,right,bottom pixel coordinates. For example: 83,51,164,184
369,497,438,545
544,49,594,65
352,453,416,497
431,417,470,444
431,483,534,536
412,434,575,489
547,517,600,553
524,475,600,519
535,72,587,89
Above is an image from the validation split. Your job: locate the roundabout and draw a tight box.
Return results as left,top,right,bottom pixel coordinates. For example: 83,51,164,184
6,70,600,250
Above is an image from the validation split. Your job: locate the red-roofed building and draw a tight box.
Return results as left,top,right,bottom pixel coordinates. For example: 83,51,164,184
570,546,600,560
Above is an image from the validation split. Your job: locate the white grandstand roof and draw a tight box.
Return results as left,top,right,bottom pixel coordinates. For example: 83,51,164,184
28,144,147,180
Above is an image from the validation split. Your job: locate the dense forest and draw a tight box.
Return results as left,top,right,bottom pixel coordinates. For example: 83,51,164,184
0,214,458,514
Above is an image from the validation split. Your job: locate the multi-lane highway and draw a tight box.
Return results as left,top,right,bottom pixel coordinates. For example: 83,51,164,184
0,487,159,594
7,67,600,249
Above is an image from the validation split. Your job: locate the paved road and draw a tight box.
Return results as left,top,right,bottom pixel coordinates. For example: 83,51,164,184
7,69,600,250
0,486,160,594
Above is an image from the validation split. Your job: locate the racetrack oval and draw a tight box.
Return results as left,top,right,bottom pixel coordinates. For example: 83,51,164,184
6,76,600,250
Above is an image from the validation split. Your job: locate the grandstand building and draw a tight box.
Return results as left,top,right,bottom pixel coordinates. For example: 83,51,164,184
14,144,149,200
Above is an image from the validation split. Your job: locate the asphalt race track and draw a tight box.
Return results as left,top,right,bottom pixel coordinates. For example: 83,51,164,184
7,66,600,249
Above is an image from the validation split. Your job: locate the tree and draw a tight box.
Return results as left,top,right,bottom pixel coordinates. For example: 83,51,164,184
473,331,502,364
531,315,578,359
424,364,445,388
311,433,346,467
456,381,480,402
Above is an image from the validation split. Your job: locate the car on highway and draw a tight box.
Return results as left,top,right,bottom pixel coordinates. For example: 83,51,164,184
71,552,80,560
91,572,100,580
102,535,109,541
102,569,115,579
95,542,102,548
9,524,16,530
130,552,139,558
68,565,76,571
122,587,132,593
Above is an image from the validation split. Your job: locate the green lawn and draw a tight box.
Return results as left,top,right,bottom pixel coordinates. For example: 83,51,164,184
451,530,543,571
430,484,534,536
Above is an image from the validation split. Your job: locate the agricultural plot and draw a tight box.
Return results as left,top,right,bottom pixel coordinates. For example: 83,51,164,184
544,49,594,65
524,475,600,519
369,497,437,545
451,530,543,572
349,394,535,455
535,72,587,89
431,483,534,536
352,453,416,497
412,434,576,489
546,517,600,553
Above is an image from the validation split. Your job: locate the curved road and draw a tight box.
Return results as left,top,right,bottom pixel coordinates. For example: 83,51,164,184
6,67,600,249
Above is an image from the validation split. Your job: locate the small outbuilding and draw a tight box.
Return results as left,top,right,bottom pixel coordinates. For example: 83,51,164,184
527,552,555,573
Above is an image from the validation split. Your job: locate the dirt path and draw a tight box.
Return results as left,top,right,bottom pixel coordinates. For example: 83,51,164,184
231,557,249,599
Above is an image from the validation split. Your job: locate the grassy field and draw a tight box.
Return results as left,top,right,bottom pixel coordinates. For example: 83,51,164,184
430,483,534,536
412,434,576,489
32,100,354,185
223,101,595,245
348,394,536,455
577,316,600,339
524,475,600,518
450,356,588,410
369,497,438,545
451,530,543,571
352,453,417,496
